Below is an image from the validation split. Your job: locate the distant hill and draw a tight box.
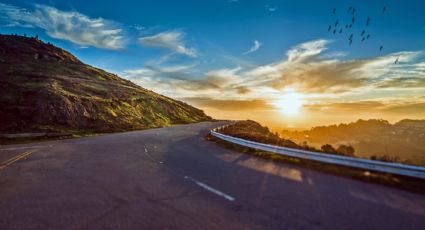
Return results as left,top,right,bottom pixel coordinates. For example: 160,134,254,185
0,34,211,134
280,119,425,166
219,120,356,157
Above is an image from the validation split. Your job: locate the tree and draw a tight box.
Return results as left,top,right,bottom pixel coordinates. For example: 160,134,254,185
321,144,336,153
336,145,355,157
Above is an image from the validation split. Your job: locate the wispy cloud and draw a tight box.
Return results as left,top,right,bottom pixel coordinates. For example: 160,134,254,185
124,38,425,114
306,99,425,115
182,97,273,111
243,40,262,55
241,40,424,94
138,30,197,57
265,5,278,12
0,3,125,49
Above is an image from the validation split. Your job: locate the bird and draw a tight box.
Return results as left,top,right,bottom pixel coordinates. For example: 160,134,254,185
352,8,356,14
345,24,348,29
366,17,371,26
333,8,336,14
349,24,352,28
333,29,336,34
361,37,365,42
361,30,365,36
348,6,352,12
382,6,387,13
349,39,353,46
339,28,343,33
349,33,353,40
366,34,371,39
394,56,399,64
335,20,339,27
352,17,355,23
328,25,332,32
380,45,384,51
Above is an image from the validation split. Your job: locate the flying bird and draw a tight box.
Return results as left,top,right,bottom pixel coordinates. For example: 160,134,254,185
339,28,343,33
335,20,339,27
328,25,332,32
352,8,356,14
366,17,371,26
382,6,387,13
349,39,353,46
333,29,337,34
361,37,365,42
333,8,336,14
394,56,399,64
349,24,352,28
349,33,353,39
380,45,384,51
352,17,355,23
366,34,371,39
348,7,352,12
361,30,365,36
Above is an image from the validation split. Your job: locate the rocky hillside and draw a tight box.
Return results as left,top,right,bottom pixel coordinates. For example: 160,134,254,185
0,34,211,134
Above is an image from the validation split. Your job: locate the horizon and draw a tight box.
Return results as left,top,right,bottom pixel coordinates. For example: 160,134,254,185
1,0,424,129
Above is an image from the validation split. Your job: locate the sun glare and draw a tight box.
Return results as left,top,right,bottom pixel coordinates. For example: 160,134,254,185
274,91,304,116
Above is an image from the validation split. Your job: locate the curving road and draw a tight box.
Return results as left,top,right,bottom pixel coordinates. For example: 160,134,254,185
0,121,424,229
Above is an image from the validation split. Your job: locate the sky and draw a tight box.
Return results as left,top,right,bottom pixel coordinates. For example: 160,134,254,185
1,0,425,130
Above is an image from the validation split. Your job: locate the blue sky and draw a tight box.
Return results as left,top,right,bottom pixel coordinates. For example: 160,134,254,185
1,0,425,128
2,0,424,71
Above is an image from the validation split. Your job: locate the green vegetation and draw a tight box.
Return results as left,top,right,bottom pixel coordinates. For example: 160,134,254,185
0,34,211,135
280,119,423,166
220,120,356,157
206,133,425,194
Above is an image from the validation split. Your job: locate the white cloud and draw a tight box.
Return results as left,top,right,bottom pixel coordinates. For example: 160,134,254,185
243,40,262,55
265,6,278,12
286,39,330,62
0,3,125,49
138,30,197,57
124,38,425,104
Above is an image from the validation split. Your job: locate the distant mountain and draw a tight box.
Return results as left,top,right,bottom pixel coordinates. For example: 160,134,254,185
280,119,425,166
0,34,211,134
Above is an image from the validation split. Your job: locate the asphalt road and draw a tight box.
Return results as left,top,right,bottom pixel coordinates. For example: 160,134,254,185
0,121,424,230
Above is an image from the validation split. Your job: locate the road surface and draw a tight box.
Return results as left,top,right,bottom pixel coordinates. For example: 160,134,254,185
0,121,424,229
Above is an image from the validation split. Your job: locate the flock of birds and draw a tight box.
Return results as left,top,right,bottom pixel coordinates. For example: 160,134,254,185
327,6,399,64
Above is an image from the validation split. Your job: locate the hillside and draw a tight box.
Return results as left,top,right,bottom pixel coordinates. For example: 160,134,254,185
280,119,425,166
0,34,211,134
219,120,356,157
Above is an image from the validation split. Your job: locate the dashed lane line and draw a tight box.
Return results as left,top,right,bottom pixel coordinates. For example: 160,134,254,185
141,145,235,202
184,176,235,202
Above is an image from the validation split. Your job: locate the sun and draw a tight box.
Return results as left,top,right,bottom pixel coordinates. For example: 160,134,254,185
273,91,304,116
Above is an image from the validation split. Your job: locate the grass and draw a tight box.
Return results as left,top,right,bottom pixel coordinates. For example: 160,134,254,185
206,129,425,194
1,34,212,135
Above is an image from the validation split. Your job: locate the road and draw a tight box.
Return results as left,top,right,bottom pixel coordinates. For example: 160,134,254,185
0,121,424,229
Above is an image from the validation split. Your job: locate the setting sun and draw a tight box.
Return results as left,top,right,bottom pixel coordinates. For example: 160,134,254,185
273,91,304,116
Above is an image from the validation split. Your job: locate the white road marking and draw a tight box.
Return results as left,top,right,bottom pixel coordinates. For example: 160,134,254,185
0,149,38,170
184,176,235,202
143,145,164,165
0,145,48,151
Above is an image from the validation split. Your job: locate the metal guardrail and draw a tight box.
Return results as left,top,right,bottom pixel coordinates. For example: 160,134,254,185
211,125,425,179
